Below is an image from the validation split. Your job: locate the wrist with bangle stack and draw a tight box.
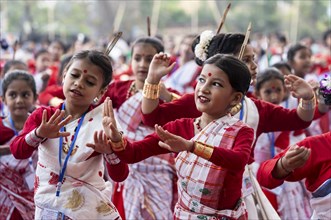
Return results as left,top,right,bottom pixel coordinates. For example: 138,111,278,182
143,80,160,100
190,141,214,160
299,94,316,111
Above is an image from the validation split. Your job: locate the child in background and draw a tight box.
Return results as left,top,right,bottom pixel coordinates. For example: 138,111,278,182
91,53,254,219
287,43,312,79
10,50,128,219
253,68,312,219
101,36,178,220
0,60,29,117
0,70,38,220
33,49,51,93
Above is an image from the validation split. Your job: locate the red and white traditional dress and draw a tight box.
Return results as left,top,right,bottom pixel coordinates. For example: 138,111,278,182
10,104,128,219
0,118,37,220
105,80,176,220
116,115,254,220
257,132,331,219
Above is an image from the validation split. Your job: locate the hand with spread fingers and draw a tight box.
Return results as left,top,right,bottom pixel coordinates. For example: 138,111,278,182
155,125,194,152
35,109,72,139
284,75,315,100
102,97,123,142
86,130,113,154
146,52,176,84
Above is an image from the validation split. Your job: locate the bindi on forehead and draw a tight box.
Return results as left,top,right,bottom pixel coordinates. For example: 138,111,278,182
83,69,87,73
208,72,212,77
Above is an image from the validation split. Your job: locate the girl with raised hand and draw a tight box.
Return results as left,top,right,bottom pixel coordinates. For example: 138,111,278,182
10,50,128,220
0,70,37,220
141,31,316,219
99,36,178,220
95,54,254,219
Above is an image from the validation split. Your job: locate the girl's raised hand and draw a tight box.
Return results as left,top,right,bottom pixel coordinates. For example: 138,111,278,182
102,97,122,142
86,130,113,154
285,75,314,99
155,125,194,152
146,52,176,84
36,109,72,139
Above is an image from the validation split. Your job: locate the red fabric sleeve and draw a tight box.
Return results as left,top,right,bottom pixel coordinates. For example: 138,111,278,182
0,118,15,144
106,161,129,182
257,154,285,189
210,126,254,171
38,85,64,106
10,106,57,159
141,93,201,127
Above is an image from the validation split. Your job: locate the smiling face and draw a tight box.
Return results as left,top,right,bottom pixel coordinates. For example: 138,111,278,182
195,64,242,120
62,58,105,108
4,79,36,118
131,43,158,83
256,78,285,105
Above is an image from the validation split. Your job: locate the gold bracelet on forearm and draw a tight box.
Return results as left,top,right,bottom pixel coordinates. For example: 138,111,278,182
108,133,127,152
191,141,214,160
143,81,160,100
299,94,316,111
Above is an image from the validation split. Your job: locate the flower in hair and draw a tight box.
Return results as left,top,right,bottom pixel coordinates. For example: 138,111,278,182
194,30,215,62
320,74,331,94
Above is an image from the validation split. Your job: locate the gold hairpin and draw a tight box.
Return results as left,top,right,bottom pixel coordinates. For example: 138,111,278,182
238,22,252,60
216,3,231,34
104,32,123,55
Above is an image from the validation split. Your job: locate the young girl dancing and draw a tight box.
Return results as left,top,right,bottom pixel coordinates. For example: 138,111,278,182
10,50,128,219
91,54,254,220
0,70,38,220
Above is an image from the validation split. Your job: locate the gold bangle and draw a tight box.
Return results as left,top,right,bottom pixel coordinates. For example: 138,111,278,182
192,141,214,160
143,81,160,100
299,94,316,111
108,133,127,152
170,92,181,101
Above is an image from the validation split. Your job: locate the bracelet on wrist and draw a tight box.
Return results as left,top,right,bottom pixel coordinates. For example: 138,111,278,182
170,92,181,101
191,141,214,160
143,80,160,100
299,94,316,111
108,132,127,152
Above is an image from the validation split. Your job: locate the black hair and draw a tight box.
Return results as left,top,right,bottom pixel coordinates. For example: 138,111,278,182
64,50,113,88
255,67,284,92
3,60,28,74
322,29,331,45
57,55,73,85
204,54,251,94
272,61,292,73
34,48,49,59
192,33,246,66
287,43,310,62
2,70,37,99
131,36,164,55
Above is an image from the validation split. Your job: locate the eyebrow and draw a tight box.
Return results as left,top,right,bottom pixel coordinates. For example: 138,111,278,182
71,68,98,81
200,73,225,83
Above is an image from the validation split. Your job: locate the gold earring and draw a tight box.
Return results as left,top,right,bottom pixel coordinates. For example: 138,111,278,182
229,102,242,116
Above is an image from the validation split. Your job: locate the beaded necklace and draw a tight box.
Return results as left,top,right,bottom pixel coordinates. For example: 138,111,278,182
126,81,139,99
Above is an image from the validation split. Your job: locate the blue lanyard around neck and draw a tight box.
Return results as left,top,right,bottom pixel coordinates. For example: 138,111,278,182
8,115,19,136
267,132,276,158
239,99,244,121
56,102,87,197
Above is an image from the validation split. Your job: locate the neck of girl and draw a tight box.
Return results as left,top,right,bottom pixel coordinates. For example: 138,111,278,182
135,79,144,90
9,114,29,131
64,104,89,121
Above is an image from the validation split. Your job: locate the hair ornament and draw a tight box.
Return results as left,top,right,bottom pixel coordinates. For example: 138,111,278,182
194,30,215,62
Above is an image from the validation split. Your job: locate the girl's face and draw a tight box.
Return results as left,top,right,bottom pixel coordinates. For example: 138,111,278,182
3,79,36,118
238,45,258,86
290,48,312,77
195,64,242,120
36,52,51,72
256,78,285,105
131,43,158,83
63,59,105,108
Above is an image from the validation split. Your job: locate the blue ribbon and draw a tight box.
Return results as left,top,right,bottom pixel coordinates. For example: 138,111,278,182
267,132,275,158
